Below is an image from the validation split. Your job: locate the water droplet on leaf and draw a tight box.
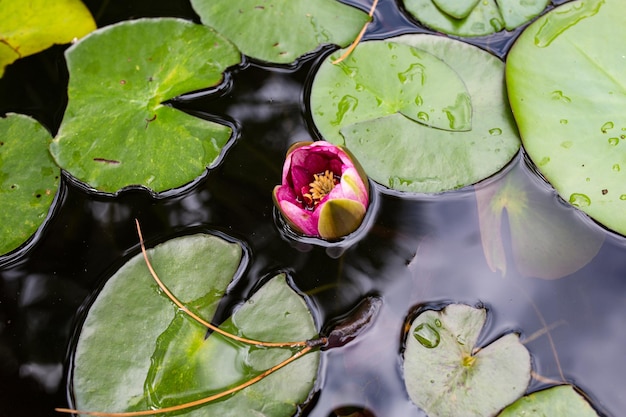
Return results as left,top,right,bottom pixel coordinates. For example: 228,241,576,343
569,193,591,207
601,121,614,133
413,323,440,348
489,128,502,136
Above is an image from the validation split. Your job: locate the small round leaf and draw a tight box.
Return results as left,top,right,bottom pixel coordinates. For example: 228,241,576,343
403,304,531,417
498,385,599,417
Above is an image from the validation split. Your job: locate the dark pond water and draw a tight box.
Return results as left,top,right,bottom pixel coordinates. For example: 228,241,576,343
1,1,624,416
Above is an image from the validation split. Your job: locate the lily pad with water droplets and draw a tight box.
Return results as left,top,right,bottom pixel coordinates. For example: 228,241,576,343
0,114,59,256
316,34,519,193
311,39,473,146
401,0,549,36
506,0,626,235
50,18,241,194
0,0,96,77
403,304,531,417
71,234,320,416
190,0,369,65
498,385,599,417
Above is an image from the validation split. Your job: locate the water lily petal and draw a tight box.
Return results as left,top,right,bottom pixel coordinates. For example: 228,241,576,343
318,198,366,240
278,199,320,236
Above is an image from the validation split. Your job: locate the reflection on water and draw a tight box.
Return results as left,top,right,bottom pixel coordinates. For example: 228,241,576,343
1,1,625,416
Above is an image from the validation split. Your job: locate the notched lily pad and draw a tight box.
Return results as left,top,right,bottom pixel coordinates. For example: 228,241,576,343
190,0,370,64
71,233,320,416
506,0,626,235
50,18,241,194
315,35,519,193
402,0,549,36
403,303,531,417
0,0,96,77
498,385,599,417
0,114,59,255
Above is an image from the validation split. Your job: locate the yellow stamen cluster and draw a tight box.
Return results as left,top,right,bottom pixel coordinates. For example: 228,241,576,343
303,170,338,206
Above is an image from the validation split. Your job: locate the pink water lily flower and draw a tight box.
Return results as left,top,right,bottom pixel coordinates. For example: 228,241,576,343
273,141,369,240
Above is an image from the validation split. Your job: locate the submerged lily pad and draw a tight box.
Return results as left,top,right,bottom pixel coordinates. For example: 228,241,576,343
498,385,599,416
402,0,549,36
476,163,604,279
313,35,519,193
506,0,626,235
50,18,241,194
190,0,369,64
403,304,531,417
0,114,59,255
0,0,96,77
72,234,320,416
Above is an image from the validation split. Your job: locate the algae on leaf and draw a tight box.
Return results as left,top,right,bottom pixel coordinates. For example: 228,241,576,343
0,114,59,255
191,0,370,64
506,0,626,235
0,0,95,77
50,18,241,194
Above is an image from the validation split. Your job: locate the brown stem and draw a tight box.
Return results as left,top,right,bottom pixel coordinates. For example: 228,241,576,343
55,346,314,416
134,219,308,348
332,0,379,65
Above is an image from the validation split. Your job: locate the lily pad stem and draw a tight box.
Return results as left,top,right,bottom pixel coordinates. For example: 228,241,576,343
134,219,308,348
55,345,314,416
331,0,378,64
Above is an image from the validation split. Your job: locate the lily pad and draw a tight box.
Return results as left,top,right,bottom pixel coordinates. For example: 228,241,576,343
71,234,320,416
506,0,626,235
401,0,549,36
403,304,531,417
315,35,519,193
50,18,241,194
498,385,599,417
190,0,370,64
0,114,59,255
0,0,96,77
475,164,604,279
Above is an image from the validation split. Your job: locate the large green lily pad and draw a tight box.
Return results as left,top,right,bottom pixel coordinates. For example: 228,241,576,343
403,304,531,417
0,114,59,255
313,35,519,193
0,0,95,77
498,385,599,417
50,18,241,194
506,0,626,235
190,0,369,64
402,0,549,36
71,234,319,416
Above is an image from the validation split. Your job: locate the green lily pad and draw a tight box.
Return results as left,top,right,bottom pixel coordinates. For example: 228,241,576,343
403,304,531,417
498,385,599,417
506,0,626,235
0,114,59,255
320,35,519,193
475,165,604,279
433,0,481,19
50,18,241,194
402,0,548,36
0,0,96,77
71,234,320,416
311,39,473,146
190,0,370,64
